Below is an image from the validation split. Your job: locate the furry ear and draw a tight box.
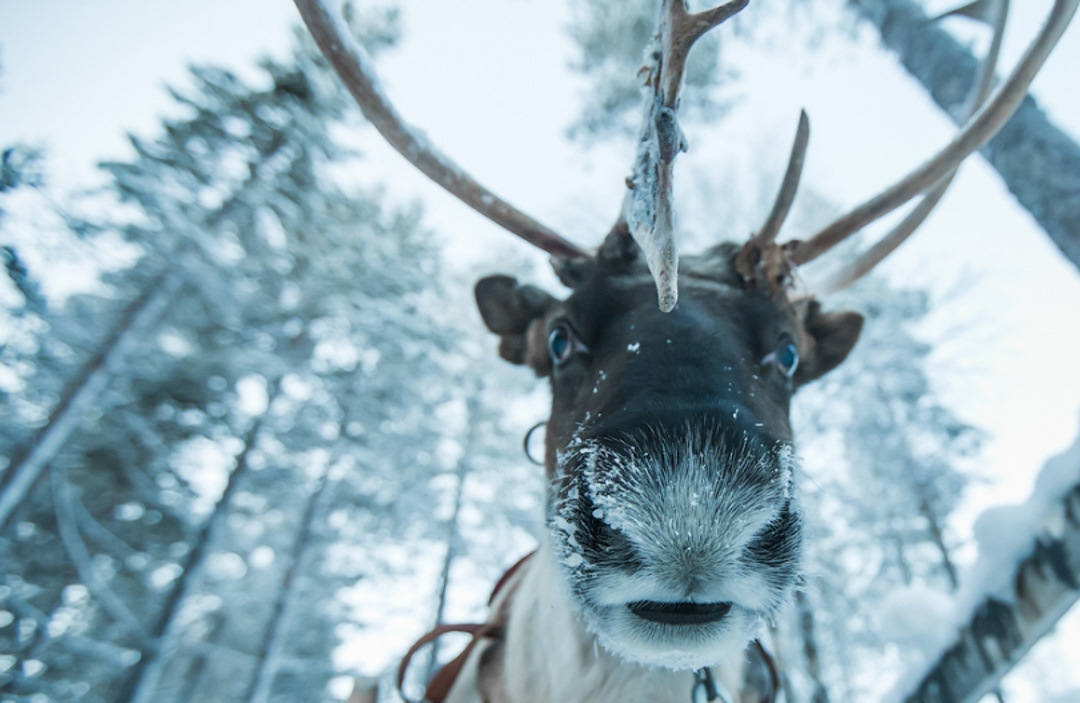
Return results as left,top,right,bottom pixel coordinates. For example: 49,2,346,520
475,275,558,371
794,299,863,386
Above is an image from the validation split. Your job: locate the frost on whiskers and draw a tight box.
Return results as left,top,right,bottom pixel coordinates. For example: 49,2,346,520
550,437,596,576
587,430,786,558
550,424,800,583
547,423,804,669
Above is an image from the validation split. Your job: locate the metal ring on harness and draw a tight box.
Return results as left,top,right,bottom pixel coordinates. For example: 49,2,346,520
523,421,546,465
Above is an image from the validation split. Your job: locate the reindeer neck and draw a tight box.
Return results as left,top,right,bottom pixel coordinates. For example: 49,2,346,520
501,538,742,703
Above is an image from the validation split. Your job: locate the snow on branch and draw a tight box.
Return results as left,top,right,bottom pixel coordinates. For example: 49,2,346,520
892,422,1080,703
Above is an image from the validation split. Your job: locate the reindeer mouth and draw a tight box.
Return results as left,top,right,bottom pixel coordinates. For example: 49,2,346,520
627,600,733,626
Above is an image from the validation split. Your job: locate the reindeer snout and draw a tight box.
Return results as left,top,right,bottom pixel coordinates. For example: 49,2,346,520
551,409,801,613
548,411,803,669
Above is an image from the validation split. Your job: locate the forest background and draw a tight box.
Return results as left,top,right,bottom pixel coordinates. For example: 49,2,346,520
2,0,1080,701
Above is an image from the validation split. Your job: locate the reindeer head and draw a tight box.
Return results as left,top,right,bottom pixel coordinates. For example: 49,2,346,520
295,0,1075,674
475,232,861,667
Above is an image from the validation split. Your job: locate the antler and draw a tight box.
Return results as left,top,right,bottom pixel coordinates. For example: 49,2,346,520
624,0,750,312
292,0,590,260
296,0,752,310
734,110,810,291
816,0,1010,294
789,0,1077,269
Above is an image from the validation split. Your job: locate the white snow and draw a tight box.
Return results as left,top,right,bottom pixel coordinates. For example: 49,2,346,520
205,552,248,581
157,330,194,358
956,414,1080,611
249,545,276,569
113,502,146,522
168,435,237,516
149,563,184,590
885,416,1080,700
235,374,269,416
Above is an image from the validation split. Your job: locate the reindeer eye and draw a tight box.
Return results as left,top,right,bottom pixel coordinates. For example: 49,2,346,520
764,336,799,378
548,324,574,365
775,340,799,378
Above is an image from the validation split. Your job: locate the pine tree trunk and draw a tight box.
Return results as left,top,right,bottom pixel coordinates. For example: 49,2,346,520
120,379,282,703
423,395,479,683
0,269,181,529
244,458,335,703
850,0,1080,273
917,494,960,590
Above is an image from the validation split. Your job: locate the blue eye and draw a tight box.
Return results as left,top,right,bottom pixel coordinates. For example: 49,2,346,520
548,325,573,364
776,341,799,378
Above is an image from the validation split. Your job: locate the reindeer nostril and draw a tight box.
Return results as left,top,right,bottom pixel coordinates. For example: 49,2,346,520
627,600,732,626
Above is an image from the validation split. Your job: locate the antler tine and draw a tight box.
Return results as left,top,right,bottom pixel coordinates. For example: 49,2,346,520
292,0,590,260
789,0,1078,268
757,110,811,247
624,0,750,312
660,0,750,110
734,110,810,290
817,0,1010,295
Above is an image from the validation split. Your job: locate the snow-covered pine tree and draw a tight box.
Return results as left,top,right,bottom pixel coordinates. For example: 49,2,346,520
0,10,474,702
411,288,549,690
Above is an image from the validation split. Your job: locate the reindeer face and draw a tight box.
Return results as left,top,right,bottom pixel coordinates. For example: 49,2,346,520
476,240,862,670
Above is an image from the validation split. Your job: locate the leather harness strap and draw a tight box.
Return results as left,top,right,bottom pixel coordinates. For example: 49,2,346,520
397,552,535,703
397,622,506,703
485,552,534,606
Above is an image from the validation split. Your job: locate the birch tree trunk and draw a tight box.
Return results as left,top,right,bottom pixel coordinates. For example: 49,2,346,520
902,481,1080,703
850,0,1080,273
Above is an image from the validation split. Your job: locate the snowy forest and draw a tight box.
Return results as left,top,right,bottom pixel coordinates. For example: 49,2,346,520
2,0,1080,702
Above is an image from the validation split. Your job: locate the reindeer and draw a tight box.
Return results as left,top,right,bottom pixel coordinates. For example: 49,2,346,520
295,1,1077,701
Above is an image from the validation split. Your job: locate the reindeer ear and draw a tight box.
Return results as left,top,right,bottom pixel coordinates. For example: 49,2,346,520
475,275,558,370
794,299,863,385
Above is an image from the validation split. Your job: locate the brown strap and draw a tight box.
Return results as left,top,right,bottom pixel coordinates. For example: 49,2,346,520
397,622,505,703
397,552,536,703
487,551,535,606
